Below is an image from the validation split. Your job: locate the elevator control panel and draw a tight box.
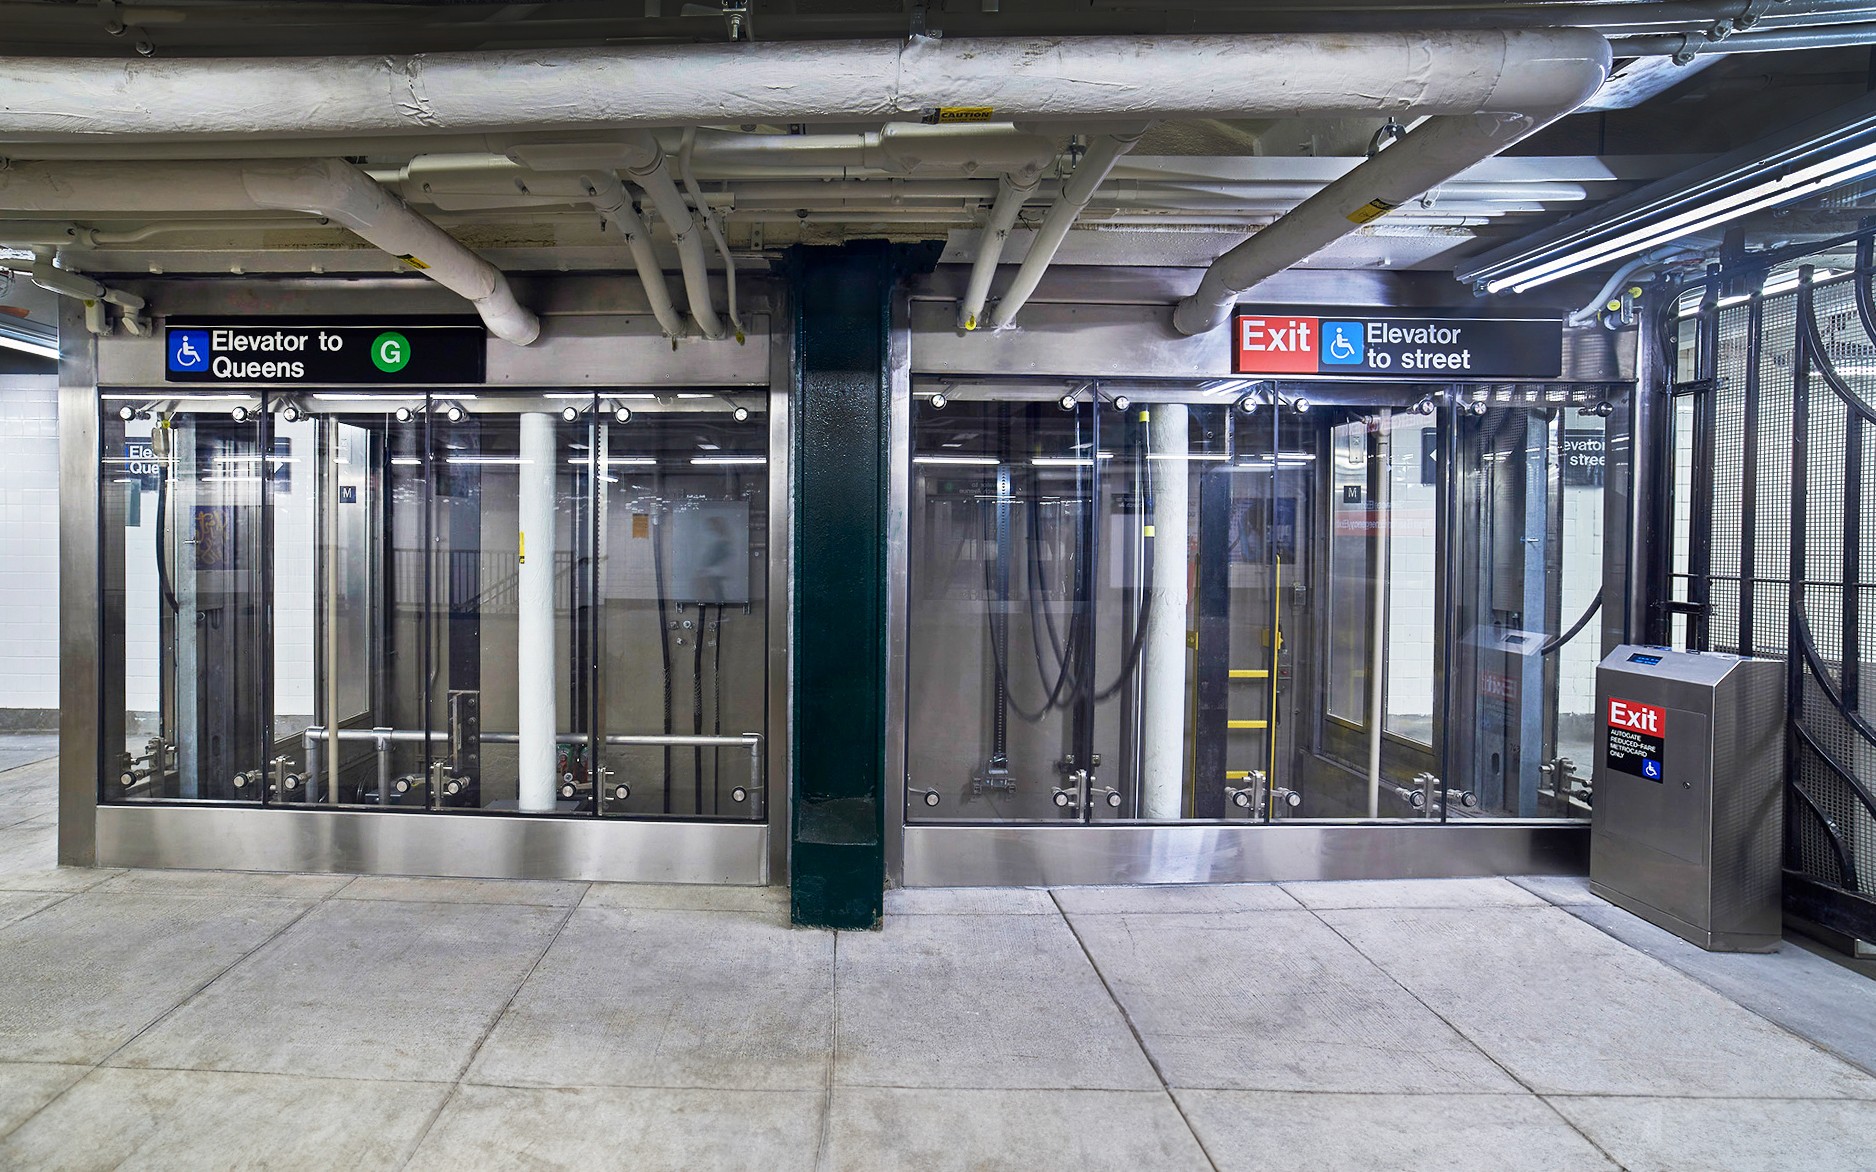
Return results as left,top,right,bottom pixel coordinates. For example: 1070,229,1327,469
1591,645,1785,951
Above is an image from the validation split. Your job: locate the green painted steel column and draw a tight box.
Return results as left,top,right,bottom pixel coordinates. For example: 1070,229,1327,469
788,241,932,929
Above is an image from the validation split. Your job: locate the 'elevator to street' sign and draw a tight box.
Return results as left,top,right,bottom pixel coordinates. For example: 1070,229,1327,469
163,319,485,383
1231,309,1562,379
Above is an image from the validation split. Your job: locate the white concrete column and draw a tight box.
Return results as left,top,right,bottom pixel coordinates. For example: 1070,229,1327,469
517,412,558,811
1142,404,1190,820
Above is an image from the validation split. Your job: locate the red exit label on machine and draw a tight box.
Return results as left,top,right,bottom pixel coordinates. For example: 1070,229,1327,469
1608,698,1664,734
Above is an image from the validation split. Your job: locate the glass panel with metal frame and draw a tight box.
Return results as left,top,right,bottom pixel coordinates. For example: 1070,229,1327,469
1446,393,1610,820
100,391,270,803
97,387,769,822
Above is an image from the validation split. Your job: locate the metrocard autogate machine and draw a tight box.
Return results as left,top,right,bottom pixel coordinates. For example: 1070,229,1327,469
1591,646,1786,951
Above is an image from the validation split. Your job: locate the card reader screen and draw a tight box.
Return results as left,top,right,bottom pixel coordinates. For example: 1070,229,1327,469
1627,653,1663,666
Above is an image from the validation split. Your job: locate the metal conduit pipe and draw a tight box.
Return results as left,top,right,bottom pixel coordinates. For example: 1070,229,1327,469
0,158,539,343
22,257,149,334
1172,32,1612,337
0,31,1637,141
579,171,687,339
986,129,1148,330
1614,20,1876,55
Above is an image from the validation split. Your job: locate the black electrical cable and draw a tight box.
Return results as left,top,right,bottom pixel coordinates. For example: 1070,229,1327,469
710,602,724,814
154,462,179,614
1540,588,1605,656
651,509,673,813
693,601,706,814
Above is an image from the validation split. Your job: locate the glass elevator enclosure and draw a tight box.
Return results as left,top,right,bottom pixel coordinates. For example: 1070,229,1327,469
99,390,770,822
901,383,1612,832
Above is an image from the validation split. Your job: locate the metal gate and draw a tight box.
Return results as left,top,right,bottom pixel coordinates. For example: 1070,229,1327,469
1678,240,1876,940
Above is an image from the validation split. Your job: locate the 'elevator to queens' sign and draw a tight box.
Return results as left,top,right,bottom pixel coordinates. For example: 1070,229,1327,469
1232,309,1563,380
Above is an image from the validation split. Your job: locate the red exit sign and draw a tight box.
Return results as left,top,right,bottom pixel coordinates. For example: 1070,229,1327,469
1608,698,1664,735
1236,315,1318,374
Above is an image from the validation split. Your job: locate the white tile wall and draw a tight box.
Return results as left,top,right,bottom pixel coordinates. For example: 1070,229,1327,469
0,375,61,710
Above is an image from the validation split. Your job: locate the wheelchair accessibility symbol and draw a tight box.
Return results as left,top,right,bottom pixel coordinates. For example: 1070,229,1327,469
1642,759,1662,780
1322,320,1364,366
168,329,210,372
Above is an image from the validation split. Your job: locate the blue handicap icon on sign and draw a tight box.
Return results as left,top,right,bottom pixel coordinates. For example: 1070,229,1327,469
1322,320,1364,366
168,329,210,372
1642,759,1662,780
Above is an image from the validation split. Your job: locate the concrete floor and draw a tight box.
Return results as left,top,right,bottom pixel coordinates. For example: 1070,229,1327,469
2,753,1875,1170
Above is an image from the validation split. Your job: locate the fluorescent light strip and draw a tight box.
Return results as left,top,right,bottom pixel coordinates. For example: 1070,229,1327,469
692,455,766,465
100,392,253,402
310,393,440,402
565,456,657,466
914,455,999,466
1145,452,1231,462
448,455,526,465
0,335,57,361
1032,452,1117,466
1490,144,1876,293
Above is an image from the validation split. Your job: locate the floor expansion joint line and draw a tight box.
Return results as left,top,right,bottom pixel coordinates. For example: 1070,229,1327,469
812,930,839,1172
1304,905,1632,1172
394,898,583,1172
0,890,330,1148
1048,891,1222,1172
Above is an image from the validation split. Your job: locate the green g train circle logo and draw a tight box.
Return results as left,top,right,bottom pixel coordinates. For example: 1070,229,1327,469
371,331,412,373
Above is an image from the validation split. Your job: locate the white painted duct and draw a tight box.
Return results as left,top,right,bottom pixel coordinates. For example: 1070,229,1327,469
0,31,1615,140
1142,404,1190,821
579,171,687,339
0,157,540,344
986,130,1147,330
1172,35,1612,336
516,412,559,814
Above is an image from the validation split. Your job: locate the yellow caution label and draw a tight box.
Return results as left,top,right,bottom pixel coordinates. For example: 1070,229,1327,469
1346,198,1399,225
398,254,431,270
1143,524,1155,538
1186,631,1199,650
922,106,994,125
518,532,526,565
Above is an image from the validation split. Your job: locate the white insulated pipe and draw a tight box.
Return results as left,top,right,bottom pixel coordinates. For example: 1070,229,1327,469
1172,32,1611,336
0,32,1615,141
987,131,1146,330
580,171,687,339
516,412,558,813
957,174,1040,332
0,158,539,344
1142,405,1190,821
616,137,726,340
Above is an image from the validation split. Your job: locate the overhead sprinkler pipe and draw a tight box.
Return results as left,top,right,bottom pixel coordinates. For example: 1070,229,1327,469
958,173,1041,332
987,129,1148,330
1171,29,1612,336
0,157,540,344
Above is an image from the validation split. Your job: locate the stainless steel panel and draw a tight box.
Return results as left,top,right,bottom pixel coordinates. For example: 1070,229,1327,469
884,285,913,882
98,805,770,885
767,297,794,884
1591,645,1785,951
901,822,1586,887
57,300,100,867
